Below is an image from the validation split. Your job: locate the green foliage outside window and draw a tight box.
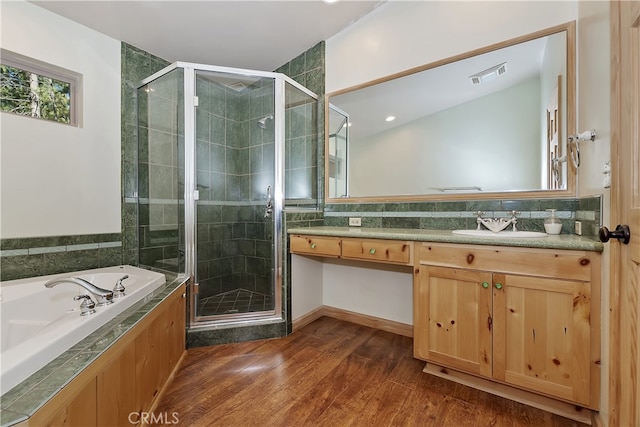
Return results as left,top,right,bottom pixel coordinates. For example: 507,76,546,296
1,64,71,124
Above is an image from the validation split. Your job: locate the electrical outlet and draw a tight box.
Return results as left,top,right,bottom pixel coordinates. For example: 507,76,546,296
348,217,362,227
575,221,582,236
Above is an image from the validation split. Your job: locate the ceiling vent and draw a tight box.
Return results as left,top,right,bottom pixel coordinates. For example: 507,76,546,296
469,62,507,85
226,81,250,92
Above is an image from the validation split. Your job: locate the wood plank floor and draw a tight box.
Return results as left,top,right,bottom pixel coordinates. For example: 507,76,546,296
153,317,588,427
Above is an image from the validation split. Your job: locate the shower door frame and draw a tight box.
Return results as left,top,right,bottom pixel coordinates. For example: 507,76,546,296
139,62,318,328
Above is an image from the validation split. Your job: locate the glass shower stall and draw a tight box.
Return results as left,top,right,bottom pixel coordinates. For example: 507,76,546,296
136,62,318,327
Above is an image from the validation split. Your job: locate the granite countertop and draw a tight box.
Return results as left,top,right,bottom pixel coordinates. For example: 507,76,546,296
287,226,604,252
0,275,188,427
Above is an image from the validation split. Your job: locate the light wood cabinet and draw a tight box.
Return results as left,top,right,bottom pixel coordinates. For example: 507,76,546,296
290,235,341,257
341,238,411,264
414,242,600,409
25,283,186,427
414,266,493,378
492,274,591,405
290,234,412,266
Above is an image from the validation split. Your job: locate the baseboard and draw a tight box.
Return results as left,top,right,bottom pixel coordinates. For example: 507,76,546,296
423,362,593,425
293,306,413,337
591,411,604,427
292,306,325,331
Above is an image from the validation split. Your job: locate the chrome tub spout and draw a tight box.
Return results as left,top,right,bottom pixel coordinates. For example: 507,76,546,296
44,277,114,306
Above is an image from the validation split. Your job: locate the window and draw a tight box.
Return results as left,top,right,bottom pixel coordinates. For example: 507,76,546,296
1,49,82,126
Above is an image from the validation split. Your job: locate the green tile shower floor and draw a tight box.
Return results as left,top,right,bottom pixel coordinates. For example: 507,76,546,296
197,289,274,316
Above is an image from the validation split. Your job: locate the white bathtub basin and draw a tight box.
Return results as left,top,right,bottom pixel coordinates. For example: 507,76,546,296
452,229,548,238
0,265,166,394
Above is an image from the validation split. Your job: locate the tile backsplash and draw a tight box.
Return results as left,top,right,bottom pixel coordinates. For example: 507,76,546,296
323,196,601,239
0,233,122,281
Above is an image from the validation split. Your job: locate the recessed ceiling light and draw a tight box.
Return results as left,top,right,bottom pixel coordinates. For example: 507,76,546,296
385,116,396,122
469,62,507,85
322,0,340,4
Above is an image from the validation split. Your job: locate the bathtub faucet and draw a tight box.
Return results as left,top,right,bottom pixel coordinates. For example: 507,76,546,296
44,277,114,306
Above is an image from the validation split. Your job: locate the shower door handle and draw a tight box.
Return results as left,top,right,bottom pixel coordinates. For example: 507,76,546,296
264,185,273,218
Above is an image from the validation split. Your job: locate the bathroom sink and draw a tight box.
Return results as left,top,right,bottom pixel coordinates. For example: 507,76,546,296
452,229,548,238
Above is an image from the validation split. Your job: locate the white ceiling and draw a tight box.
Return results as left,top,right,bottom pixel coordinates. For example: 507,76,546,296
29,0,383,71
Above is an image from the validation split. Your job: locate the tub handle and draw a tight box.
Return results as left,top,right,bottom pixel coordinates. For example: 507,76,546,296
74,295,96,316
113,275,128,298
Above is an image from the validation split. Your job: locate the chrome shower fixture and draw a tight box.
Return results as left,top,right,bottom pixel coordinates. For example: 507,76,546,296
257,114,273,129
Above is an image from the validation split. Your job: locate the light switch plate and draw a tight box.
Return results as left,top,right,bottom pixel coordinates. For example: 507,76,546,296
575,221,582,235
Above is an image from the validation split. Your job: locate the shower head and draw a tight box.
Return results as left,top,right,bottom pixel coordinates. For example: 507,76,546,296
257,114,273,129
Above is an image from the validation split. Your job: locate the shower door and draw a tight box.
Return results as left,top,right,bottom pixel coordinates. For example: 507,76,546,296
191,69,280,322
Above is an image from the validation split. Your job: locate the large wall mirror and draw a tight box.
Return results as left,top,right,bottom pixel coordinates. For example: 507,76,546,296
325,22,575,202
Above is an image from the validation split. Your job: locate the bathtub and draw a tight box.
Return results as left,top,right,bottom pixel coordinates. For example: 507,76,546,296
0,265,166,394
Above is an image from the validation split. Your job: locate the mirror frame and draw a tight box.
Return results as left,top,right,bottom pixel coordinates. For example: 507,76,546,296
324,21,576,203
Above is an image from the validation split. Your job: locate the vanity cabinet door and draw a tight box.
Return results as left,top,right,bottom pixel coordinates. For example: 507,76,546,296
492,274,591,406
414,266,493,378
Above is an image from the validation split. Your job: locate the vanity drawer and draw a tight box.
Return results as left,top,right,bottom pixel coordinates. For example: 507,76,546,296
417,242,594,281
290,235,341,257
342,238,412,265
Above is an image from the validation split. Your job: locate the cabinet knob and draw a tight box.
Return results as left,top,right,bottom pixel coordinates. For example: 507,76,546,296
369,248,376,254
494,283,503,290
310,243,316,249
482,282,489,289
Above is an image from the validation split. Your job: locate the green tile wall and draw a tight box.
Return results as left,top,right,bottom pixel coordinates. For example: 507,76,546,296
193,74,275,300
276,41,324,209
0,234,122,281
576,195,602,238
137,67,184,275
121,42,171,267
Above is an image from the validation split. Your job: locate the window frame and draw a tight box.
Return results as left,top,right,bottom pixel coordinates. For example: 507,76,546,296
1,49,83,127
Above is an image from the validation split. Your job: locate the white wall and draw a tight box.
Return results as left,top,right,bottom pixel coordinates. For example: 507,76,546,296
323,259,413,325
291,254,324,321
576,0,611,420
327,1,577,93
0,0,121,238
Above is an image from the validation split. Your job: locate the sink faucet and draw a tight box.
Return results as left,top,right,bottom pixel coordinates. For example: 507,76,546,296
44,277,114,306
476,210,519,232
508,210,519,231
476,211,485,230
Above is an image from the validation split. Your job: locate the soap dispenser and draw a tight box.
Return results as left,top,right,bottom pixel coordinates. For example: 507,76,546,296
544,209,562,235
